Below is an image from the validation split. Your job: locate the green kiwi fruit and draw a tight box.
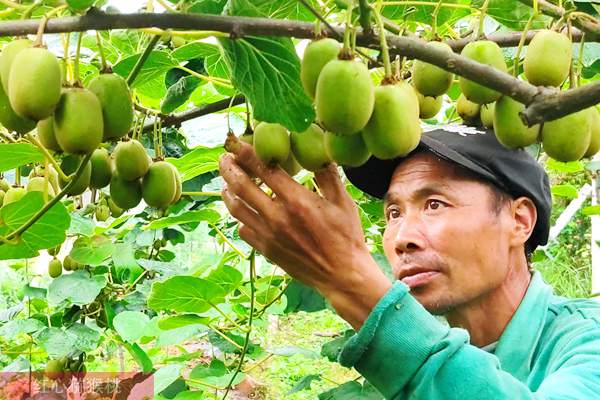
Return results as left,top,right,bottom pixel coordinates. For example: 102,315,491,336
480,102,495,128
37,117,62,152
493,96,539,148
89,148,112,189
3,186,27,205
315,59,375,135
9,47,62,120
26,176,55,197
542,109,592,162
53,88,104,154
459,41,507,104
0,39,32,93
113,139,151,181
253,122,290,165
416,91,443,119
412,41,454,96
48,258,62,278
59,155,92,196
0,78,35,134
110,172,142,210
301,38,340,99
584,109,600,157
87,73,133,141
524,30,572,87
290,123,331,171
325,131,371,167
142,161,178,209
362,82,422,159
457,94,480,124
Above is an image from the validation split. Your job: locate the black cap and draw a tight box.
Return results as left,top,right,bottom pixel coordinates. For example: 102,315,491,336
343,125,552,251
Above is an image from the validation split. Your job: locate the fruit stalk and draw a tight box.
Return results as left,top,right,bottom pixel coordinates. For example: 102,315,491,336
210,222,247,259
95,31,109,72
342,0,355,55
358,0,373,34
127,34,161,86
567,20,576,89
372,7,393,80
513,13,536,77
477,0,490,39
2,152,93,243
25,133,70,182
73,31,83,85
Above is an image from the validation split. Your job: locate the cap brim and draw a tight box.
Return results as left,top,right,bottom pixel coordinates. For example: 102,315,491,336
343,135,507,199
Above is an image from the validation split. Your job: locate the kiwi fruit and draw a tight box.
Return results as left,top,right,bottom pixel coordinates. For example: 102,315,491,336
412,41,454,96
301,38,340,99
585,109,600,157
59,155,92,196
87,73,133,141
54,88,104,154
26,176,55,197
325,131,371,167
37,116,62,152
542,109,592,162
457,94,480,124
493,96,539,148
47,245,60,256
142,161,178,209
113,139,151,181
63,255,82,271
48,258,62,278
89,148,112,189
281,151,302,176
110,172,142,210
416,91,443,119
44,359,64,380
0,39,32,93
29,164,60,195
0,178,9,192
0,79,35,135
480,102,495,128
524,30,572,87
239,133,253,145
95,204,110,221
459,41,507,104
107,197,124,217
362,82,422,160
9,47,62,120
315,59,375,135
3,186,26,205
290,123,331,171
253,122,290,165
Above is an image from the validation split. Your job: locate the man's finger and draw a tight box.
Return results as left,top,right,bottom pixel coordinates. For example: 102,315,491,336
238,223,266,254
314,162,349,204
221,186,268,236
219,153,276,218
224,132,313,203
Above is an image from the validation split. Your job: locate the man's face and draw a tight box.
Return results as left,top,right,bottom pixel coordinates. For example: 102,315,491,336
382,152,514,315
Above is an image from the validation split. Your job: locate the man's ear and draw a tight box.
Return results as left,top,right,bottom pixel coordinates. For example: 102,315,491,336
510,197,537,247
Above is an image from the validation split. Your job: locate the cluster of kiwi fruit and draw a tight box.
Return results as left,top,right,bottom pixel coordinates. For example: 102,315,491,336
44,356,86,383
0,38,182,213
46,244,86,278
454,30,599,162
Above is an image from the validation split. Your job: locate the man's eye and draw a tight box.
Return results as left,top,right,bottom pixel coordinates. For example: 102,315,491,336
425,199,445,210
387,207,401,219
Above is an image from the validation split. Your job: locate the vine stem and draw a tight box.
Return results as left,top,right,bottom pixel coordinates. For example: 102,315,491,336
2,152,93,243
222,250,256,400
126,34,161,86
478,0,490,39
513,13,536,76
372,7,392,79
577,32,586,87
210,223,247,259
0,0,25,10
342,0,355,54
177,65,233,88
181,191,222,197
140,27,229,39
25,133,70,182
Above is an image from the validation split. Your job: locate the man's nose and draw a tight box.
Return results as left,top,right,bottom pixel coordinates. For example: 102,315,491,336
393,213,426,255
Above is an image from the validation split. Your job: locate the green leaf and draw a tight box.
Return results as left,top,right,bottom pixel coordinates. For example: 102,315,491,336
34,327,78,358
0,143,43,172
70,235,114,266
113,311,151,342
161,75,202,114
189,359,245,388
154,364,184,396
287,374,322,395
66,0,95,11
551,184,579,199
319,381,383,400
186,0,228,14
158,315,210,330
205,265,243,295
0,318,45,340
166,146,224,182
225,0,317,20
270,345,319,358
68,213,95,236
546,159,584,173
383,0,470,27
172,42,220,62
0,192,70,260
66,323,102,352
47,270,107,306
219,35,314,132
144,209,221,230
583,205,600,215
148,275,227,313
284,279,326,313
320,330,355,362
113,51,178,99
472,0,551,30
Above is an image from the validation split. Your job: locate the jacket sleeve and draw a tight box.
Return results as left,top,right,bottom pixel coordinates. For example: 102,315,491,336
338,281,600,399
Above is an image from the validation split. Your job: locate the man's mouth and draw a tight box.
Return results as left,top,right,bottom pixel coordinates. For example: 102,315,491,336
400,271,440,289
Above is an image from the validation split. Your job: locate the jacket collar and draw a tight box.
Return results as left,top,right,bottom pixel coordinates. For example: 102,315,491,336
493,270,553,381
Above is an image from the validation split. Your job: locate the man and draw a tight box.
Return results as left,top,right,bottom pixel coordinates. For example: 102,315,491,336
218,125,600,399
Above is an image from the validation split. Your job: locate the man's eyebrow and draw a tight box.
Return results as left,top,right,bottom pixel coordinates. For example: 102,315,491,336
383,184,453,206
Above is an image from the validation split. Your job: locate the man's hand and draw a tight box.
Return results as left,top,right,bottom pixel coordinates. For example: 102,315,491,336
218,132,392,330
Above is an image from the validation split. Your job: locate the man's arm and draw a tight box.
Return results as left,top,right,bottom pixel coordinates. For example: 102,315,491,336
339,281,600,399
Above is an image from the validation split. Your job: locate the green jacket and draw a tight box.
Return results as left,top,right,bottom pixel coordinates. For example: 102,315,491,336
339,271,600,399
